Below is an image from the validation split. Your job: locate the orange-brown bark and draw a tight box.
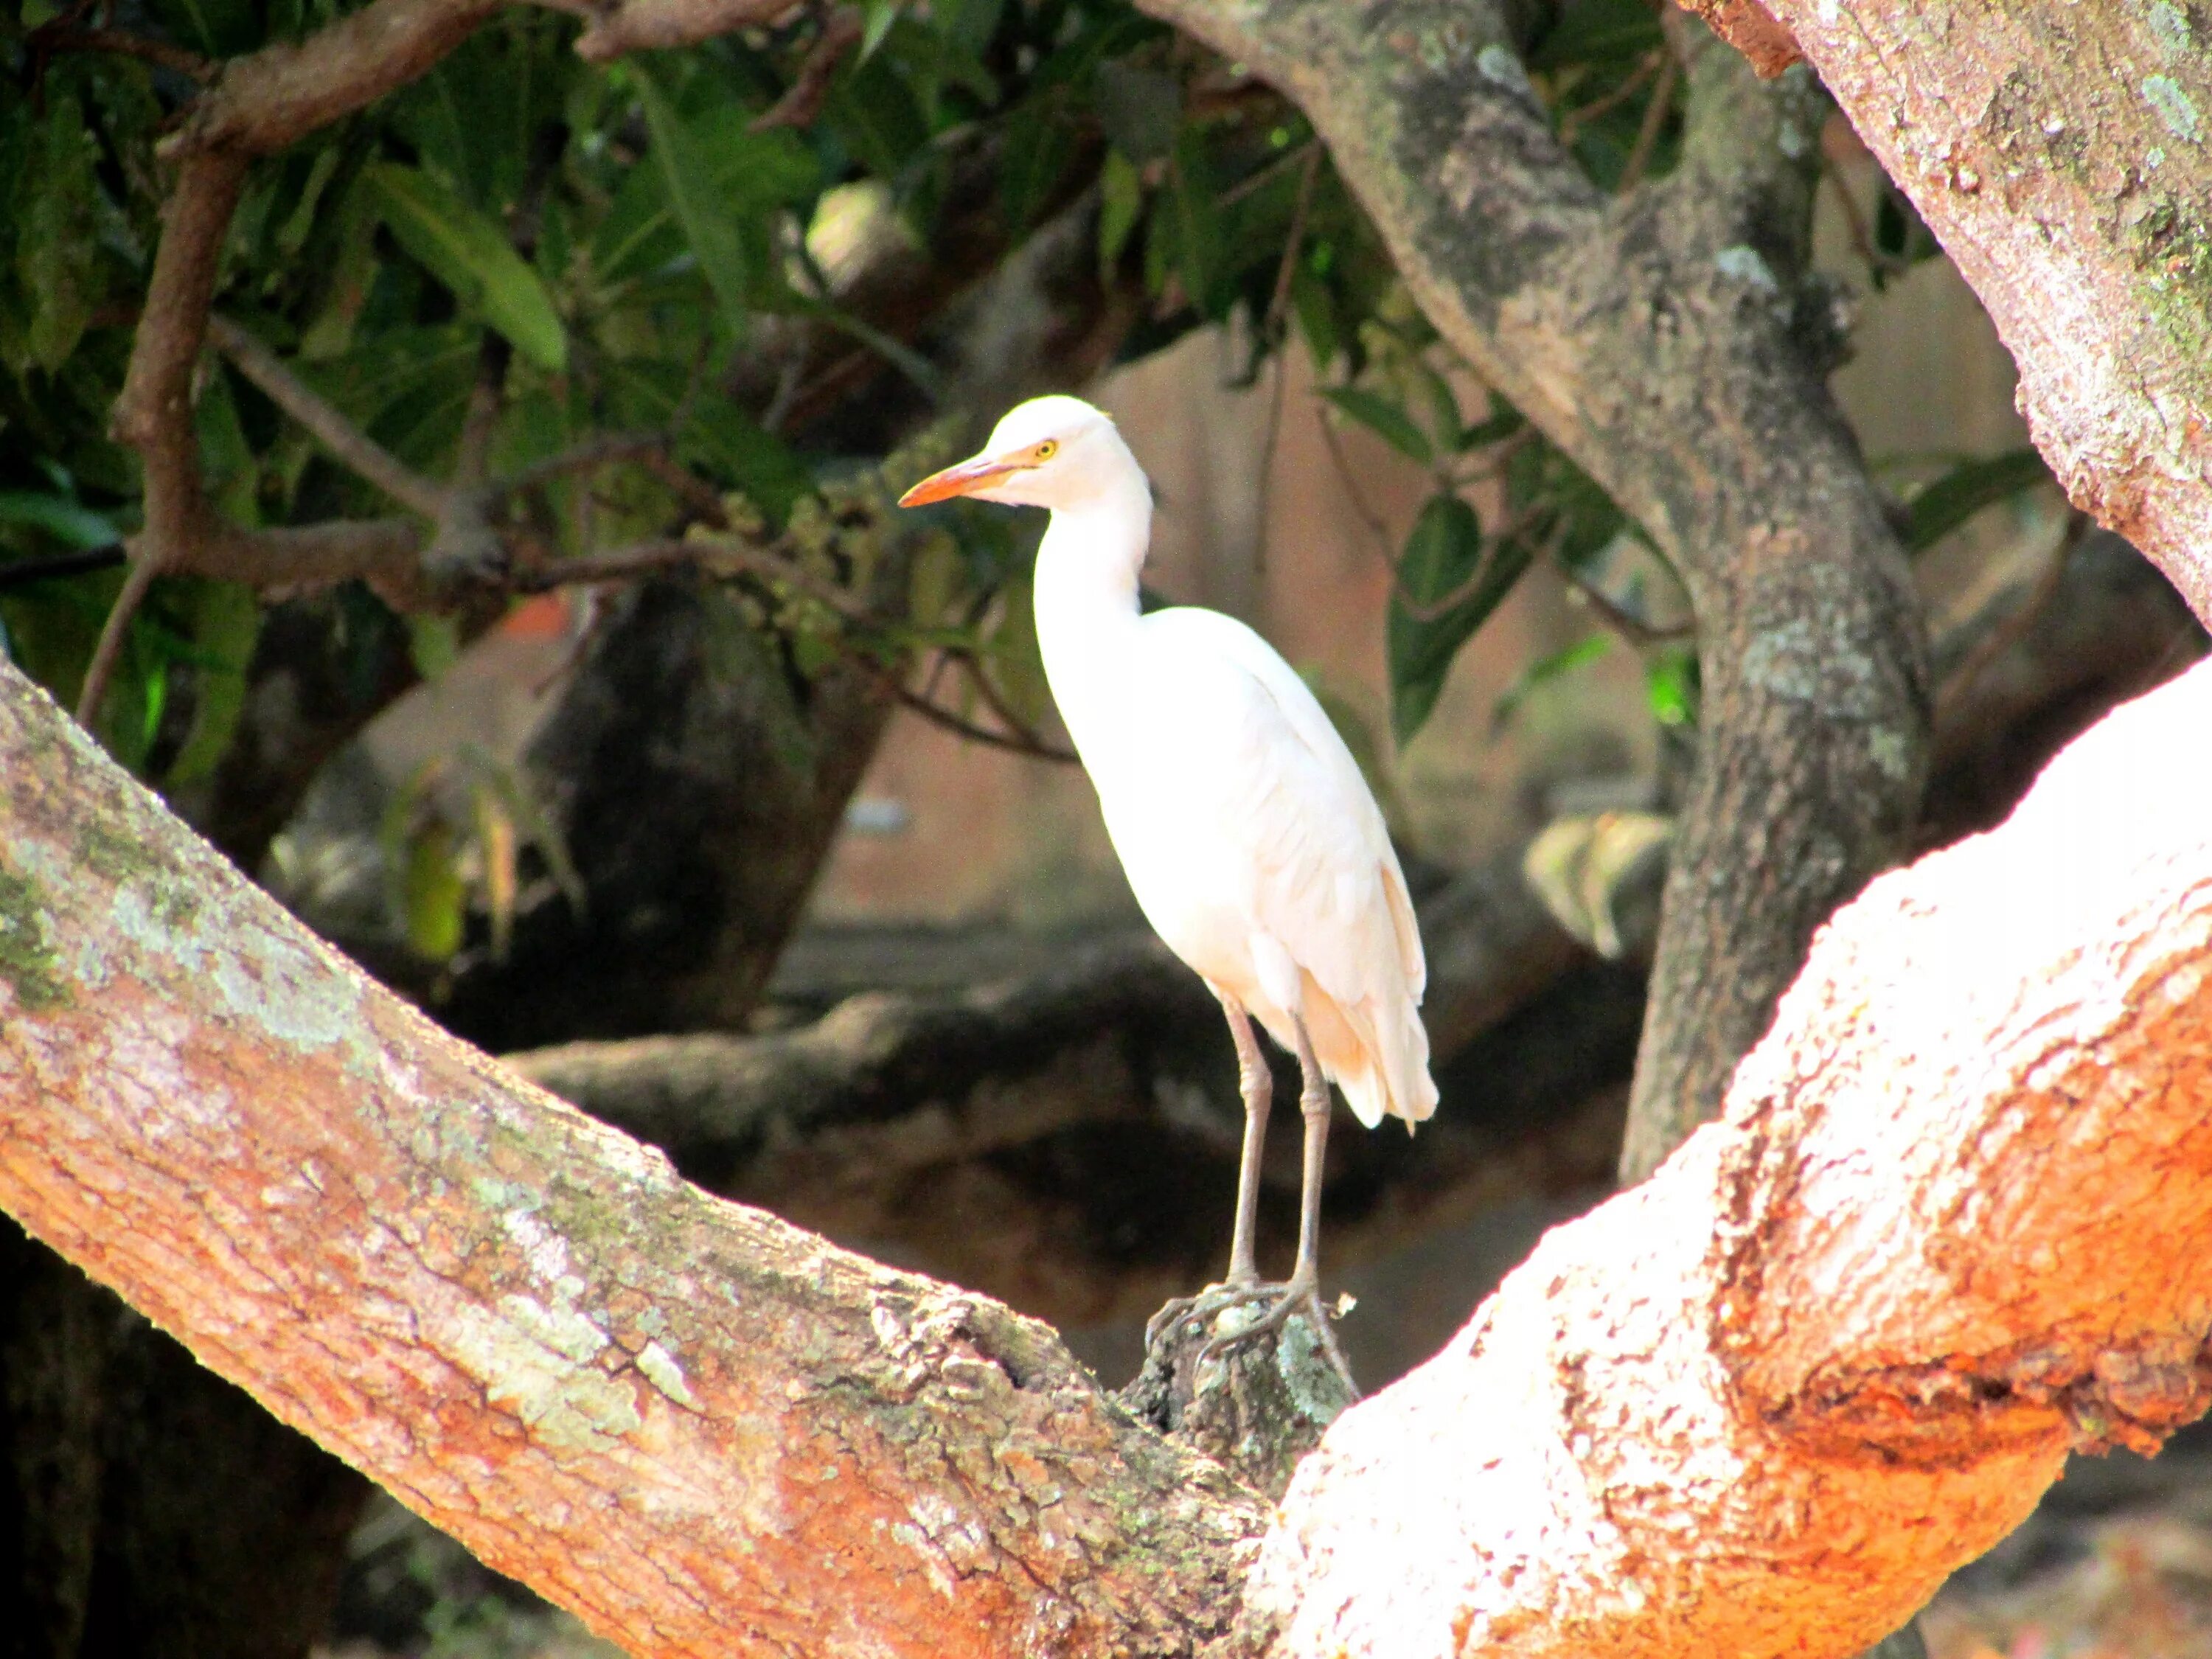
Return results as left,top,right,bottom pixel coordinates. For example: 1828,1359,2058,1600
0,661,1261,1659
4,661,2212,1659
1242,661,2212,1658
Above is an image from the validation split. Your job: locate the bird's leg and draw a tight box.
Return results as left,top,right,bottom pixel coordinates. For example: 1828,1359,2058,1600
1284,1014,1331,1297
1141,1012,1357,1399
1222,997,1271,1288
1144,994,1275,1352
1186,1017,1359,1397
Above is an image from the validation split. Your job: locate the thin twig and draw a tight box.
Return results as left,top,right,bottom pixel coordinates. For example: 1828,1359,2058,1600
880,667,1078,763
1820,153,1911,281
33,24,215,80
455,335,512,487
1556,49,1663,148
502,433,672,497
507,540,716,593
752,5,862,131
207,316,446,518
1316,410,1398,567
512,532,872,622
637,450,734,528
0,546,128,589
1448,422,1541,484
952,651,1076,761
1563,563,1692,647
1618,52,1678,194
1935,512,2090,720
74,554,161,726
1391,512,1564,623
1220,137,1319,208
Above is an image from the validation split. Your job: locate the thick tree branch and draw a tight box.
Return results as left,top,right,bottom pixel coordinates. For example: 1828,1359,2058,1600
6,609,2212,1659
1752,3,2212,626
507,844,1586,1181
1242,658,2212,1658
0,657,1262,1659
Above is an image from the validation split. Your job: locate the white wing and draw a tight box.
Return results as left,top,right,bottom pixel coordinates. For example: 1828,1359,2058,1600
1082,606,1434,1125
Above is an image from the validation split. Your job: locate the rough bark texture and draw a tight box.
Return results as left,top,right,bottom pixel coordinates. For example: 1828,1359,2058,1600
1240,658,2212,1659
6,622,2212,1656
0,660,1262,1659
1127,0,1929,1180
1760,1,2212,627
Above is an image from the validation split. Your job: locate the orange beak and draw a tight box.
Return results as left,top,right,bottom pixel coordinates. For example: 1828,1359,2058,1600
898,453,1023,507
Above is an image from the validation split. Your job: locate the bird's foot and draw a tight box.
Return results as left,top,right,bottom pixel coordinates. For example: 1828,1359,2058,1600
1145,1276,1360,1401
1144,1278,1274,1352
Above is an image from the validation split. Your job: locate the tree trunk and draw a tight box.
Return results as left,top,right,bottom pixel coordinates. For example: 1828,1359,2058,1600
434,580,895,1050
1129,0,1929,1178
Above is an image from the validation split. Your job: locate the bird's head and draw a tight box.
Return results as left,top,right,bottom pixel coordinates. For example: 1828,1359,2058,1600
899,395,1138,512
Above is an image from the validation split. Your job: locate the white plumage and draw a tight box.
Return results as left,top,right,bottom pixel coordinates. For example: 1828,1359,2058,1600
902,394,1436,1364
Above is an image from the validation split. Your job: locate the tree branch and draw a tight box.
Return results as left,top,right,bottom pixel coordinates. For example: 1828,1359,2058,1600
7,603,2212,1659
504,842,1590,1188
0,655,1262,1659
562,0,796,65
1754,1,2212,627
206,316,446,520
1240,658,2212,1658
30,24,217,81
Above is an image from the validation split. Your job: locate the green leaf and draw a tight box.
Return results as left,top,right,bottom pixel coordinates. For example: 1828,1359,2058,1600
933,0,1004,58
1324,385,1433,465
998,89,1078,233
1099,149,1144,277
1903,448,2049,552
1166,129,1222,312
1291,265,1340,371
166,580,262,787
15,92,102,374
1387,493,1533,745
401,821,468,961
361,163,568,371
632,66,759,335
591,161,683,288
406,613,461,681
0,492,116,550
1412,361,1462,456
860,0,900,63
1493,632,1609,726
987,569,1053,731
1645,644,1699,728
1093,62,1180,163
1457,403,1526,451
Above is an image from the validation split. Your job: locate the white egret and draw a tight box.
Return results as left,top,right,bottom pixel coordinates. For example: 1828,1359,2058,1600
900,395,1437,1377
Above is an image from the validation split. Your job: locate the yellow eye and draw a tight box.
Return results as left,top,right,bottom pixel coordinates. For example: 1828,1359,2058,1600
1034,439,1059,460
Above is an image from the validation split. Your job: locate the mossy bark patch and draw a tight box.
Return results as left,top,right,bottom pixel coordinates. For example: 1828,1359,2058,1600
0,864,66,1011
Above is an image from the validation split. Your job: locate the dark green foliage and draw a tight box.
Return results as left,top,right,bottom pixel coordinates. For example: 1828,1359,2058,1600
0,0,1702,863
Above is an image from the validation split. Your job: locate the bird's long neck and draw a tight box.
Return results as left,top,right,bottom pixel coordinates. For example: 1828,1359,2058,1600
1031,471,1152,765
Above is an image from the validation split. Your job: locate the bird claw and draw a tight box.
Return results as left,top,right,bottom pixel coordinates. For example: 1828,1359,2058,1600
1145,1277,1361,1400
